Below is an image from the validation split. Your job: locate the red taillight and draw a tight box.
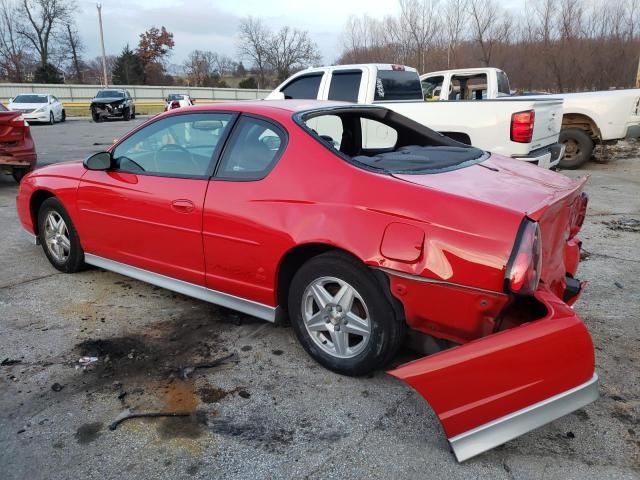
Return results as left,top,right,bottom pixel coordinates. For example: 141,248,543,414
171,101,180,109
510,110,535,143
505,220,542,295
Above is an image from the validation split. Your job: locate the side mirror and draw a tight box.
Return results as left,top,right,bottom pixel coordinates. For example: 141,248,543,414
84,151,112,170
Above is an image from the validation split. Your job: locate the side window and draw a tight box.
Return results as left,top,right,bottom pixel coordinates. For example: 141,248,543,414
361,118,398,150
328,71,362,102
281,74,322,99
421,76,444,101
305,114,343,150
112,113,232,177
216,116,285,180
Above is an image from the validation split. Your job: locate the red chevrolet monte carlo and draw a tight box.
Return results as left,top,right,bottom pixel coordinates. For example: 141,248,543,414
16,100,597,461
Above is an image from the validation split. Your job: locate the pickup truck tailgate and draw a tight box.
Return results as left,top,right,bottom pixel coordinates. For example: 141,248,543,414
529,98,563,149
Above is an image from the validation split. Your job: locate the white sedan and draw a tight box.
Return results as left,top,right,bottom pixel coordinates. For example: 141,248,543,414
8,93,65,125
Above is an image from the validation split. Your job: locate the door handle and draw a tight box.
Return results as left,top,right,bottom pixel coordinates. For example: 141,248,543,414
171,199,195,213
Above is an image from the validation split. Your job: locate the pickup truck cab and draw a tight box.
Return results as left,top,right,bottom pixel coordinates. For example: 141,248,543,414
420,67,640,169
267,64,565,169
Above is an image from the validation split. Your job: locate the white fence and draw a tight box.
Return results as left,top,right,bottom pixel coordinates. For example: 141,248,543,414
0,83,272,102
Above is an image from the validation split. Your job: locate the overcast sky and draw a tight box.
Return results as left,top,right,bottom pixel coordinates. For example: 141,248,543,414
76,0,524,67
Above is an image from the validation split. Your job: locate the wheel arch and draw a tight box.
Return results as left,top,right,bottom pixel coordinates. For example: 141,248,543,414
275,242,405,325
30,189,56,235
561,113,601,140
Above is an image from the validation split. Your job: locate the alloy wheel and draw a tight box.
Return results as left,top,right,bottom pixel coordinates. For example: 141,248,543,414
43,211,71,263
301,276,371,359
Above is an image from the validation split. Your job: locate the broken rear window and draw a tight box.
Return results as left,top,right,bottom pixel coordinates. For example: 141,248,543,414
296,106,487,174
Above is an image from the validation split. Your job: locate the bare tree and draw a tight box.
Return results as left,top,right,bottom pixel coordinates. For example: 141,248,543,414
237,16,270,88
64,22,83,82
183,50,216,86
398,0,441,72
0,0,32,81
17,0,76,68
265,26,321,81
443,0,467,67
467,0,508,66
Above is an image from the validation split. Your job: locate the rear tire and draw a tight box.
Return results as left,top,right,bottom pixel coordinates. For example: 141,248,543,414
37,197,85,273
288,251,404,376
12,168,29,183
61,110,66,122
559,128,594,169
131,107,136,119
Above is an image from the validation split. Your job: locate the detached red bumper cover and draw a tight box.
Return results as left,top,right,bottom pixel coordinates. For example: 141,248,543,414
388,285,598,461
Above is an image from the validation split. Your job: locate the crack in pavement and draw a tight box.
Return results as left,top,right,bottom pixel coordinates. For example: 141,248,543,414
0,273,60,290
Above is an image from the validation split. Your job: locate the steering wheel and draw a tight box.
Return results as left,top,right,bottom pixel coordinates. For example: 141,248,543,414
154,143,200,173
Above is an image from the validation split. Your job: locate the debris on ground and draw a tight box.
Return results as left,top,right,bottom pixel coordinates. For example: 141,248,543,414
603,218,640,233
108,409,194,431
1,358,21,366
78,356,98,366
51,383,64,392
615,281,624,289
181,353,237,379
580,250,591,261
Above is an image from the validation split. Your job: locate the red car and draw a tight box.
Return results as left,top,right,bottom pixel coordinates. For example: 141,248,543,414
16,100,597,461
0,102,37,182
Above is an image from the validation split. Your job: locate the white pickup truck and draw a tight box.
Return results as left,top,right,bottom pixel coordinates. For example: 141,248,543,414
420,67,640,169
266,64,565,169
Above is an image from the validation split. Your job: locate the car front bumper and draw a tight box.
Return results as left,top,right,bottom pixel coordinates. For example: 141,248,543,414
23,112,51,122
385,277,597,462
513,143,565,169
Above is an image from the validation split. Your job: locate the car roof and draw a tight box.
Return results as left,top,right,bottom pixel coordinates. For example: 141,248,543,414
180,99,351,115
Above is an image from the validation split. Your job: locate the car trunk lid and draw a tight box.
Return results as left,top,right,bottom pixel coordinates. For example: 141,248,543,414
528,99,563,149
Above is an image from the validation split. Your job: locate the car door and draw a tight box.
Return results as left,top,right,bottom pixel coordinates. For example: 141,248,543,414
202,115,287,306
77,111,235,285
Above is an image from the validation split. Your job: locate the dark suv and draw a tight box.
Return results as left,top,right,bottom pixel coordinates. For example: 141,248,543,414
90,89,136,122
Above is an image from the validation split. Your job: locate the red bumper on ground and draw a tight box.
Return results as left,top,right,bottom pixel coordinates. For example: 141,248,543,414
388,285,598,461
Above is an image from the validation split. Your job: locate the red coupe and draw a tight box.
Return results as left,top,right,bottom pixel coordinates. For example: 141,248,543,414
16,100,597,461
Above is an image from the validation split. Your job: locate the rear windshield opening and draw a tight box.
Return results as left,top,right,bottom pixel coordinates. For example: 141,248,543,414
298,107,486,174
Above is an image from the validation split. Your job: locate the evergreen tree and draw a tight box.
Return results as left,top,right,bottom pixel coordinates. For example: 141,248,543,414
112,45,145,85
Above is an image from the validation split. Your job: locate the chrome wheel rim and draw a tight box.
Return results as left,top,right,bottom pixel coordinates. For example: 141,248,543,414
44,211,70,263
301,276,371,359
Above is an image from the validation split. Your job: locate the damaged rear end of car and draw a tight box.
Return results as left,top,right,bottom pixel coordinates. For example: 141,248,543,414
384,157,596,461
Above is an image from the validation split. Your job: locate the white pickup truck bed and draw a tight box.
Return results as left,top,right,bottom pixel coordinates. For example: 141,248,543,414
267,64,564,169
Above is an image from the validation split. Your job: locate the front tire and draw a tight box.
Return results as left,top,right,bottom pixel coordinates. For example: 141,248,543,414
288,251,404,376
92,111,101,123
131,107,136,119
48,111,54,125
559,128,594,169
123,107,131,121
37,197,85,273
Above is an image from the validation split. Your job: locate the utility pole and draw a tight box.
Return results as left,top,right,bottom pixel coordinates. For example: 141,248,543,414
97,3,108,87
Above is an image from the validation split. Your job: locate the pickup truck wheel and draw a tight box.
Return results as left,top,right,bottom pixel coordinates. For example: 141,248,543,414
559,128,594,169
37,197,85,273
288,251,404,376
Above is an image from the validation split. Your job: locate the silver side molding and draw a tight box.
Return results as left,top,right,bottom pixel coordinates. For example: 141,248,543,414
450,373,599,462
22,227,39,245
84,253,276,322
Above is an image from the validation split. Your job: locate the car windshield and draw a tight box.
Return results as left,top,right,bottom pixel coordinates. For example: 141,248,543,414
96,90,124,98
167,94,185,101
13,95,48,103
